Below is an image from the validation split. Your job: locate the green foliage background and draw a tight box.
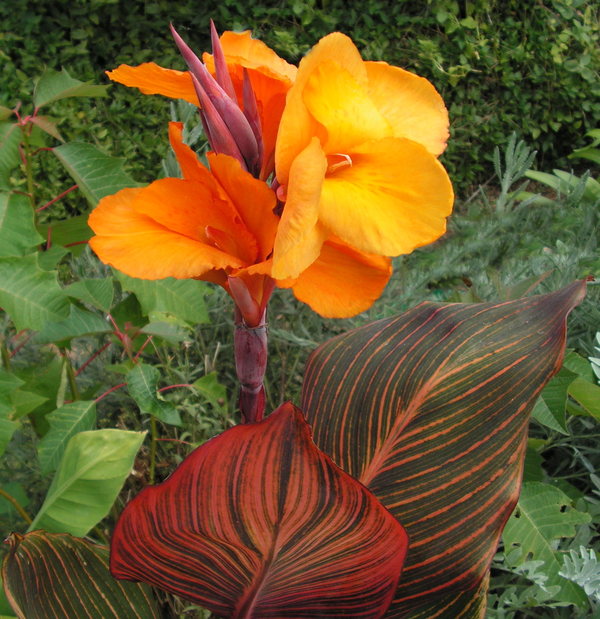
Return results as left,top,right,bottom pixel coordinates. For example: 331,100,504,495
2,0,599,197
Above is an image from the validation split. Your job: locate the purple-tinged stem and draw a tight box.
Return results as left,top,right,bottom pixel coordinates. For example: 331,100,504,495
234,307,267,423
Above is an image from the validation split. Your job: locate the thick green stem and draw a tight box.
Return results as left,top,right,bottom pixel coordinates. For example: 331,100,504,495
0,488,32,525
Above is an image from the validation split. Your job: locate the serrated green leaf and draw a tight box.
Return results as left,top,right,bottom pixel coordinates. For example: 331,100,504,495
0,193,43,257
116,272,209,325
0,369,24,397
28,429,145,536
34,305,110,344
127,364,181,426
37,401,97,473
37,245,69,270
65,277,113,312
0,123,21,179
502,482,591,605
33,68,108,108
3,531,161,618
0,254,69,330
53,142,139,207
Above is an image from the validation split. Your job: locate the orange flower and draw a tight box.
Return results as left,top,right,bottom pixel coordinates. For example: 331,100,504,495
107,26,296,180
88,123,391,323
272,33,454,280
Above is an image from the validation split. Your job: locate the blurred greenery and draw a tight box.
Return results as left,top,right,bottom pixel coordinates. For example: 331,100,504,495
2,0,599,201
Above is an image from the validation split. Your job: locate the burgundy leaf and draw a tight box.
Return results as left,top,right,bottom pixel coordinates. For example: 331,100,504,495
110,402,408,618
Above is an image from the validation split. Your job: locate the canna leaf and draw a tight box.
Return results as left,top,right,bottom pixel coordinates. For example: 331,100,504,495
110,402,408,618
301,281,585,617
2,531,161,619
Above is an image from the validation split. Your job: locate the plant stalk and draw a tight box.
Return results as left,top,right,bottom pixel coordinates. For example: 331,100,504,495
234,307,268,423
0,488,32,525
149,415,158,484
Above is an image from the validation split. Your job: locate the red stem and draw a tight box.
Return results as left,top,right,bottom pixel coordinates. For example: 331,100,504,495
36,184,78,213
95,382,126,403
76,341,112,376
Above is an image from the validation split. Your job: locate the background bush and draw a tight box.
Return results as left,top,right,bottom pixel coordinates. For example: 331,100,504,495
2,0,598,199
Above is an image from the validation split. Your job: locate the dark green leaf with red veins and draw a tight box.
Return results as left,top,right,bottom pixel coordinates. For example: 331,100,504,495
110,402,408,619
2,531,161,619
301,281,586,617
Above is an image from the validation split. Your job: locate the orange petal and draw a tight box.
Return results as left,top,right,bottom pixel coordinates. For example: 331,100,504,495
302,59,390,153
207,153,278,261
365,61,449,156
287,240,392,318
272,138,328,280
276,33,366,186
106,63,199,105
320,137,454,256
133,178,258,265
88,188,242,279
168,122,214,184
204,31,297,84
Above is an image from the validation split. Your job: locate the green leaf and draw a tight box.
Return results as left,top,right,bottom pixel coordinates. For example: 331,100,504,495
33,68,108,108
0,254,69,330
3,531,161,618
192,372,227,412
0,369,24,397
0,482,29,516
127,364,181,426
301,281,586,616
116,272,210,325
37,401,97,473
568,377,600,420
0,123,21,183
37,245,69,270
0,193,43,257
30,115,63,142
531,367,578,433
502,482,591,605
28,429,145,536
65,277,114,312
34,305,111,344
0,106,13,121
10,390,48,419
37,213,93,254
140,321,188,344
0,417,19,458
53,142,139,207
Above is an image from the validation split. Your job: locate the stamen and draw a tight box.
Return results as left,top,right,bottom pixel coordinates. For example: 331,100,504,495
327,153,353,174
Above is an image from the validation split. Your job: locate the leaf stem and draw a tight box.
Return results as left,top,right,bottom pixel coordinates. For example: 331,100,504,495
20,123,36,211
0,488,32,525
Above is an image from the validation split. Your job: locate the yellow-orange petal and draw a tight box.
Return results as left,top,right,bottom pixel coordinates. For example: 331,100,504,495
133,178,258,265
276,32,366,186
168,122,214,184
302,59,390,153
88,188,243,279
320,137,454,256
207,153,278,262
365,61,449,156
286,240,392,318
203,31,297,84
272,138,328,280
106,63,199,105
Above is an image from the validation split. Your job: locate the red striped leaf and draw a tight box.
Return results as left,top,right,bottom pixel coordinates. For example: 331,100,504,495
301,281,585,616
2,531,160,618
110,402,408,618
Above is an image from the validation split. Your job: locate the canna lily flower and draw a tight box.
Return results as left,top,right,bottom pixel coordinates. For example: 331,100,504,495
272,33,454,280
88,123,392,324
106,24,296,180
